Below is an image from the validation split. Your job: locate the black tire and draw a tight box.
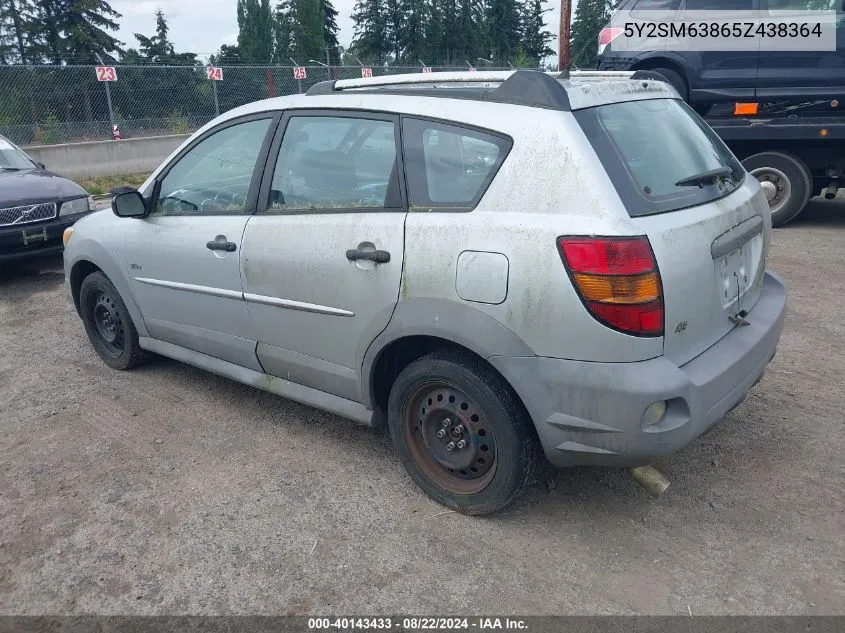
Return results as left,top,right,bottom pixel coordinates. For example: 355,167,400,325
387,350,541,515
648,67,688,102
742,151,812,227
79,272,145,370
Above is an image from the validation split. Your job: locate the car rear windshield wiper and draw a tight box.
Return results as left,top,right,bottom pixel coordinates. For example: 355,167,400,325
674,166,734,188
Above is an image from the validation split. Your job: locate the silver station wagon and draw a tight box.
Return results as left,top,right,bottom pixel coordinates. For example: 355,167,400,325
63,70,786,514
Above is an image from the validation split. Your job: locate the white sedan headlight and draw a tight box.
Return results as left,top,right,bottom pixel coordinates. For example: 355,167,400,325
59,196,92,216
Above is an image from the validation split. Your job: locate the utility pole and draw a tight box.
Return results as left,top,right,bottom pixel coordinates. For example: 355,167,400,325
558,0,572,71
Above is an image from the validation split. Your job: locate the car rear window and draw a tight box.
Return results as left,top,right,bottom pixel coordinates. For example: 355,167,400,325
401,118,511,211
574,99,745,217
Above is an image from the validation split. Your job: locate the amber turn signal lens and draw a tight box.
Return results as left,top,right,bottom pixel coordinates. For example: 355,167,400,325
572,272,660,304
734,102,759,116
62,227,74,246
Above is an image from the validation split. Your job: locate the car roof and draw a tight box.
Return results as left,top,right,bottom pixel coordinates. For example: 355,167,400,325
215,70,677,123
311,70,678,110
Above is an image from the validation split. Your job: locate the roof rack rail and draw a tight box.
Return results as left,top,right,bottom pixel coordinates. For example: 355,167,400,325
307,69,573,111
335,70,518,89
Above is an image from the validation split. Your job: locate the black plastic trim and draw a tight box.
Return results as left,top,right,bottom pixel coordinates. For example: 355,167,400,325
307,80,336,95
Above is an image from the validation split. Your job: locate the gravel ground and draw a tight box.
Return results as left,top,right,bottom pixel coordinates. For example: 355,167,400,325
1,198,844,615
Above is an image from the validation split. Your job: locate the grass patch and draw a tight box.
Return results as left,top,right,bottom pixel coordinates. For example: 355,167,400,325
76,173,151,196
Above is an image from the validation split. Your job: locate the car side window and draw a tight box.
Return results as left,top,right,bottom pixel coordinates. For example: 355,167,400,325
401,118,511,211
155,118,272,216
264,115,400,213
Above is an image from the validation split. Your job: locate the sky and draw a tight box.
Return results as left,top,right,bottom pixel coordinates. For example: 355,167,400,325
108,0,567,64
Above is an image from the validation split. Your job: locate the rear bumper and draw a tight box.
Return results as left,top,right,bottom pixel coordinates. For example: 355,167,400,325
490,271,786,468
0,212,90,264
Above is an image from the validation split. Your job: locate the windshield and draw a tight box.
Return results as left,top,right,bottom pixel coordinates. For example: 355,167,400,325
0,136,36,169
574,98,744,217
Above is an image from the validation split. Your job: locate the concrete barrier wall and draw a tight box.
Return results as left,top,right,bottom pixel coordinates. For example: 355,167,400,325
22,134,191,180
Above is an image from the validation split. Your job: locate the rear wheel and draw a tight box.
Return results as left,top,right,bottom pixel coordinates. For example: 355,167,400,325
387,350,541,515
646,67,688,102
742,151,812,227
80,272,145,370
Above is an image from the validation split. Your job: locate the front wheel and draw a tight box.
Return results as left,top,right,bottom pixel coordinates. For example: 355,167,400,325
387,350,541,515
80,272,145,370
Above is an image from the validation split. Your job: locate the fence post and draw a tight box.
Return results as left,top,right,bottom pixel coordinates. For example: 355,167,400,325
94,56,116,133
212,80,220,117
103,80,116,131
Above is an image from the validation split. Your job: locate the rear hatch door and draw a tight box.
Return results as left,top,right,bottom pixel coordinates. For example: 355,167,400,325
574,96,770,366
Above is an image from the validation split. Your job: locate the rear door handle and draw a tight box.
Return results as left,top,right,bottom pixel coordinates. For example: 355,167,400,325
346,248,390,264
206,240,237,252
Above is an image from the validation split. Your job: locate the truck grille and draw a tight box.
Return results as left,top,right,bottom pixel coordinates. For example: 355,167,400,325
0,202,57,227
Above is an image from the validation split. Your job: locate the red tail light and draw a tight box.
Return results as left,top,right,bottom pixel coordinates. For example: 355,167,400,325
558,236,664,337
598,27,624,54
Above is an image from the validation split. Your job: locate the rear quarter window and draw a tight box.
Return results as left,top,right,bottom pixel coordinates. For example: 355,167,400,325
401,118,512,211
574,98,745,217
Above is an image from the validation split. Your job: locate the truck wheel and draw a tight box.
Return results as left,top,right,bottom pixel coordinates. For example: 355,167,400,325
647,67,688,101
80,272,145,370
387,350,541,515
742,151,812,227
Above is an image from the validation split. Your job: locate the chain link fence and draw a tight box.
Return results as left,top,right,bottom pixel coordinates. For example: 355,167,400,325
0,64,511,147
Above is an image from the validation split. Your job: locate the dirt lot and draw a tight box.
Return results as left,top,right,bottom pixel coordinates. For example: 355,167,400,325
1,199,844,615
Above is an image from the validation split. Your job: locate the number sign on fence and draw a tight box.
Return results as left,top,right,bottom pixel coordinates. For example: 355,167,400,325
95,66,117,82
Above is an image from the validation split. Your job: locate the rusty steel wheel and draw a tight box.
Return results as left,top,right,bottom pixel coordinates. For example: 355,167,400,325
80,272,145,371
403,382,498,495
387,350,541,515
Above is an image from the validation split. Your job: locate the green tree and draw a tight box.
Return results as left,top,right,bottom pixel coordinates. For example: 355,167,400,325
420,0,443,64
383,0,402,62
321,0,339,64
291,0,324,62
0,0,38,62
26,0,122,63
459,0,485,64
272,0,293,62
123,10,198,65
274,0,331,64
439,0,460,64
237,0,273,62
396,0,424,63
131,9,172,63
211,44,244,65
569,0,613,69
485,0,521,64
520,0,554,65
351,0,388,64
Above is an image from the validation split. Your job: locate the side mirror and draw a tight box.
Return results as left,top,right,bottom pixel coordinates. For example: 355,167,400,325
112,190,148,218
